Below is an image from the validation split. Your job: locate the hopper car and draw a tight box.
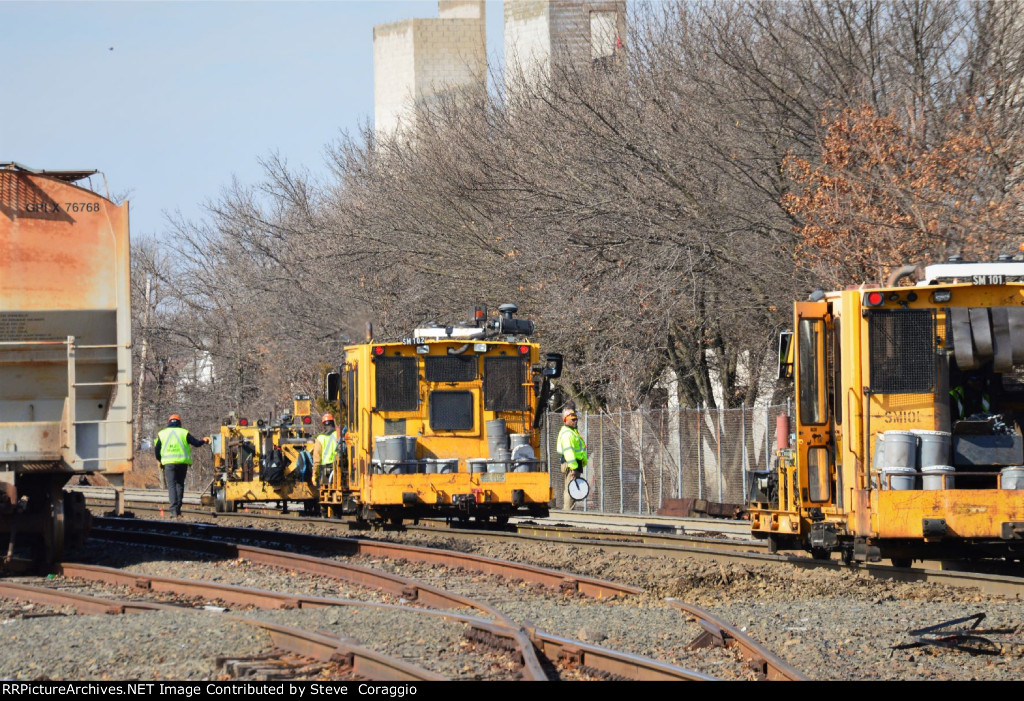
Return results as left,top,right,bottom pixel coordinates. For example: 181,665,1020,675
749,256,1024,566
0,163,132,569
320,304,561,526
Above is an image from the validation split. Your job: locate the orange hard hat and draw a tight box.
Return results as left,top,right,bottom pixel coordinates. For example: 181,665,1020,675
169,414,181,422
322,413,335,423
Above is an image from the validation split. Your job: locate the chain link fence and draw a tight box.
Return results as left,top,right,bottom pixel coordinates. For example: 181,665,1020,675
540,403,792,515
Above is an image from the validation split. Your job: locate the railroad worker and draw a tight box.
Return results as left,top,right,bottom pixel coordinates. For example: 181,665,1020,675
950,374,991,421
312,413,339,487
556,407,587,510
154,414,210,518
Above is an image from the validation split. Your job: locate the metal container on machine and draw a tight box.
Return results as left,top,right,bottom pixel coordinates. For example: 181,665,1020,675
486,419,508,458
437,458,458,474
881,466,916,490
922,465,955,490
422,459,439,475
375,436,406,462
1001,466,1024,489
883,431,917,468
488,448,510,473
467,458,489,474
511,442,537,472
404,436,418,461
913,430,951,468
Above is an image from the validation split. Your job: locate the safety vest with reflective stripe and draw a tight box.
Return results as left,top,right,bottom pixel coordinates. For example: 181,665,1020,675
950,386,990,419
317,432,337,466
556,425,587,470
157,426,192,465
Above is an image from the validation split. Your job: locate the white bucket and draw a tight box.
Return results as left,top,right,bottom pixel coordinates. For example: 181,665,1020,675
1001,466,1024,489
437,458,458,474
881,466,916,490
467,458,488,474
921,465,955,490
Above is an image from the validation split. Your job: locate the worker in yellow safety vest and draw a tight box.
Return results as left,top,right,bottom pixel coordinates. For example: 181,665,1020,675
312,413,339,487
154,414,210,518
950,374,991,421
556,407,587,510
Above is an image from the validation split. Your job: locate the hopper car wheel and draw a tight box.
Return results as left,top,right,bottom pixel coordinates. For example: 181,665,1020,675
33,482,65,573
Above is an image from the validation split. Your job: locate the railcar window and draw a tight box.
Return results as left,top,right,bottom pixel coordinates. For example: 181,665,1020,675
375,356,418,411
429,391,474,431
798,319,825,425
807,446,831,502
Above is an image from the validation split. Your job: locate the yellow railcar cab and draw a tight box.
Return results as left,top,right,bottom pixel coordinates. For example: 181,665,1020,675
750,257,1024,566
321,304,562,525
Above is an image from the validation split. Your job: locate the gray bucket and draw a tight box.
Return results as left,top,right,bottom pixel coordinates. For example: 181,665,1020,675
881,466,916,490
914,430,951,468
883,431,917,468
404,436,418,461
488,448,510,473
381,460,405,475
509,433,530,451
468,458,488,474
873,433,886,470
1001,466,1024,489
486,419,508,457
423,459,438,475
513,458,539,473
375,436,406,462
437,458,458,474
922,465,955,490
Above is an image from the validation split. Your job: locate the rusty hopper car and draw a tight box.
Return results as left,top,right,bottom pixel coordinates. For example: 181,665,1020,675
749,257,1024,566
0,163,132,569
321,305,562,526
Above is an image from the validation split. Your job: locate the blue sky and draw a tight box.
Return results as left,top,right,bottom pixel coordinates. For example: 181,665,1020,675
0,1,504,240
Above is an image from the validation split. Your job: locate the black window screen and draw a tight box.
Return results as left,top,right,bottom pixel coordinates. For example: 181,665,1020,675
484,357,527,411
425,355,477,382
375,356,418,410
429,391,474,431
868,309,936,393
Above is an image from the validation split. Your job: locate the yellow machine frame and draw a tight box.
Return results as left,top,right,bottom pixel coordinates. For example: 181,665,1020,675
320,310,559,525
210,395,317,513
750,260,1024,565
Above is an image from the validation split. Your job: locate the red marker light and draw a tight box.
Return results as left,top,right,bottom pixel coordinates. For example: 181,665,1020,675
864,291,884,307
373,346,385,356
302,416,312,425
239,418,249,426
518,345,530,355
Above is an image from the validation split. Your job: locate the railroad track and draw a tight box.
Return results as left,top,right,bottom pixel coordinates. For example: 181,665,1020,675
75,486,1024,596
85,515,804,680
0,517,805,680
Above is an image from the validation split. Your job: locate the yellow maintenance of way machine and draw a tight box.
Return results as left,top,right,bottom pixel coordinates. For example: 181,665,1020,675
749,256,1024,566
210,395,318,514
321,304,562,526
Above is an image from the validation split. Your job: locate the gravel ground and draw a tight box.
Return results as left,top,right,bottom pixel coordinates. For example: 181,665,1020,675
16,508,1024,681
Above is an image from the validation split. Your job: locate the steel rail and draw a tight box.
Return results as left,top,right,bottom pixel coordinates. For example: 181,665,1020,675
94,517,643,599
664,599,808,681
0,581,444,681
59,562,714,682
76,535,720,681
91,524,552,680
